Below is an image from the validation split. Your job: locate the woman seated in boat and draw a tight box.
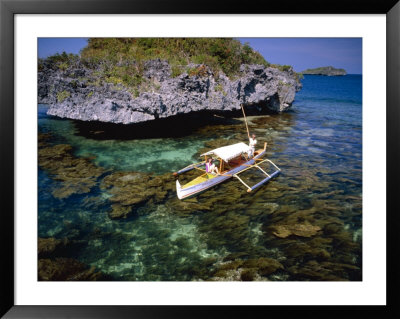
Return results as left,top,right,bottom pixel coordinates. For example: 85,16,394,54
205,158,219,175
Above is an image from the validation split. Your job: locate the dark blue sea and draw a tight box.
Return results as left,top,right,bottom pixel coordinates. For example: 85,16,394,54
38,74,362,281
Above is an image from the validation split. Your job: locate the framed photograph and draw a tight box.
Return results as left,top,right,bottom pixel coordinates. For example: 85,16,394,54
1,0,399,317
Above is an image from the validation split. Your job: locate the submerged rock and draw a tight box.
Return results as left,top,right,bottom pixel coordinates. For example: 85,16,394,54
242,257,284,275
38,141,105,199
107,204,132,219
211,257,283,281
38,257,107,281
270,222,321,238
39,60,302,125
38,236,88,260
288,260,359,281
38,237,69,258
100,171,174,219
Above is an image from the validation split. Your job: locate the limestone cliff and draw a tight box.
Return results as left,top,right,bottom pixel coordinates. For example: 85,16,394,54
38,59,302,124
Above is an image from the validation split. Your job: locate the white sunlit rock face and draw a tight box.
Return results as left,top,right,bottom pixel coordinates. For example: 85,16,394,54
39,59,302,124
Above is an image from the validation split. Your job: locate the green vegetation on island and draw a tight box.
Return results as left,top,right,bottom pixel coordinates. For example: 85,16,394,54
301,66,346,76
56,90,71,103
81,38,269,77
39,38,302,92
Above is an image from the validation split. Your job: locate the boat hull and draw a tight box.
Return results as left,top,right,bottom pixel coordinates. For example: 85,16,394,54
176,150,266,200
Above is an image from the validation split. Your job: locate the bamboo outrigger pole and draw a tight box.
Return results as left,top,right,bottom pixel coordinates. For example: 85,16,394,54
241,104,250,139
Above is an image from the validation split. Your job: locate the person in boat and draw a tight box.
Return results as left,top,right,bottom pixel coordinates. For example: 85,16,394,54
205,158,219,175
248,133,257,158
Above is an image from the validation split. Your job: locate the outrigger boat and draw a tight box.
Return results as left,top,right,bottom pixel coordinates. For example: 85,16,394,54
174,141,281,200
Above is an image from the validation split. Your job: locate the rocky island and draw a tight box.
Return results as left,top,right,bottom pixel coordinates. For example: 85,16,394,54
38,38,302,125
301,66,347,76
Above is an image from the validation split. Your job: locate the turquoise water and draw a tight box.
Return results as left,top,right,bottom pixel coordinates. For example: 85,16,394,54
38,74,362,281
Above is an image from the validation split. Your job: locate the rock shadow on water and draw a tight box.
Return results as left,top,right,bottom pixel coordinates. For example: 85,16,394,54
70,102,289,140
73,111,245,140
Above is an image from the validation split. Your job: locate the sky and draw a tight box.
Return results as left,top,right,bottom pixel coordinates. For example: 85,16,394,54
238,38,362,74
38,37,362,74
38,38,88,58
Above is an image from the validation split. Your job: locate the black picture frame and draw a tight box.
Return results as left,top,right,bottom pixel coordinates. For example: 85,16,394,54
1,0,399,318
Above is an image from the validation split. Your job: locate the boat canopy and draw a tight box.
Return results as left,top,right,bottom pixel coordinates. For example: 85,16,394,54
200,142,249,162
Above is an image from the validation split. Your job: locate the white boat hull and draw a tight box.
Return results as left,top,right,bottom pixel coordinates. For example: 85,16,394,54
176,150,269,200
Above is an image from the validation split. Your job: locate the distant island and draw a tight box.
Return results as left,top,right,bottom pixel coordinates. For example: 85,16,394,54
301,66,346,76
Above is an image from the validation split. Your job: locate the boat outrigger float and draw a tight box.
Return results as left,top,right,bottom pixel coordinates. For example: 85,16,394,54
174,141,281,200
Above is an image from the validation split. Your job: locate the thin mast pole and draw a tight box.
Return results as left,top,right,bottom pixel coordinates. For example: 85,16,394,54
241,104,250,139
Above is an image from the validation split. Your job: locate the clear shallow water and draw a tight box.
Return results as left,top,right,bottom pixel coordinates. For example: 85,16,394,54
38,74,362,281
39,107,206,173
